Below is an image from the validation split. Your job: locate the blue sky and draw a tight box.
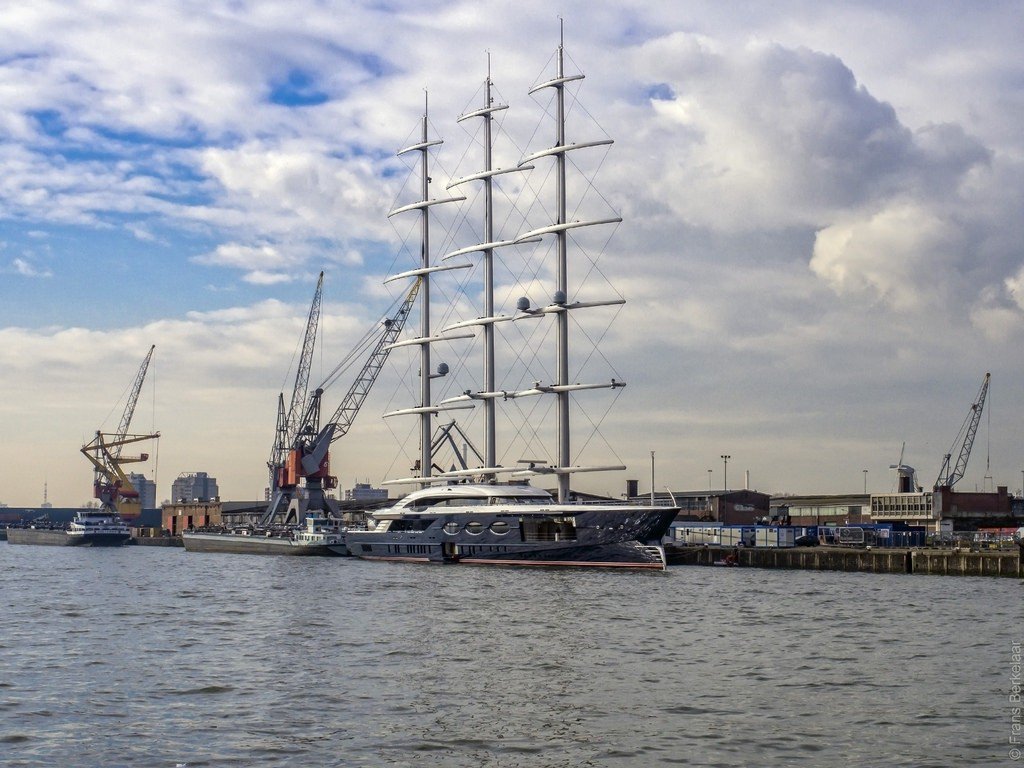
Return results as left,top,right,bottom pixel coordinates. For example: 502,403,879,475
2,0,1023,506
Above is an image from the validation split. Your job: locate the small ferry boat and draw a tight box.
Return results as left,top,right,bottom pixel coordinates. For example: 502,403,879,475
7,509,131,547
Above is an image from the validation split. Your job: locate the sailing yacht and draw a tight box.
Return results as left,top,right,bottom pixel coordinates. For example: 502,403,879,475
342,40,678,569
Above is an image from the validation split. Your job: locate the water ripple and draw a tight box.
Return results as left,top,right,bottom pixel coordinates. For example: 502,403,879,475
0,544,1017,767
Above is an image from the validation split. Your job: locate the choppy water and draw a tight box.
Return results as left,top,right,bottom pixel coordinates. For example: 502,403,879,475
0,543,1020,767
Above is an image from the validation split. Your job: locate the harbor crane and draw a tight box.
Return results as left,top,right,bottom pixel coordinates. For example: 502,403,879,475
262,278,421,526
266,272,324,502
934,372,990,491
80,345,159,519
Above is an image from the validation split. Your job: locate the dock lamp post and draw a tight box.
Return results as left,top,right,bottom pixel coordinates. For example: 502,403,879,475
721,455,731,492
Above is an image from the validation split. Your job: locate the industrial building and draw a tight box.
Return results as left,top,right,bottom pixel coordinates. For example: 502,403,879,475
772,494,870,527
162,499,261,534
345,482,388,502
170,471,219,503
772,488,1021,533
628,482,772,526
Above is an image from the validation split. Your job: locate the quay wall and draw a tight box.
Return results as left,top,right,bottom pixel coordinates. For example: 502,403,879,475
130,535,183,547
667,545,1022,578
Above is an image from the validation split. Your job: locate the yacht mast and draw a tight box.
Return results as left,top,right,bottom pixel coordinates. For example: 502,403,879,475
512,33,625,502
553,42,571,503
440,60,536,479
417,108,433,480
481,72,497,470
384,98,471,485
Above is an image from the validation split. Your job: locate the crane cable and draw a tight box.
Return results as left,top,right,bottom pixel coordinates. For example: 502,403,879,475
151,361,159,503
316,290,409,393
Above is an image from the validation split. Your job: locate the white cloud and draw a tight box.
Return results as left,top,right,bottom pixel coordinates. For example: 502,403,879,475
1007,266,1024,311
0,294,392,504
194,142,397,241
192,243,297,271
810,203,962,311
1,1,1023,504
244,270,294,285
10,257,53,277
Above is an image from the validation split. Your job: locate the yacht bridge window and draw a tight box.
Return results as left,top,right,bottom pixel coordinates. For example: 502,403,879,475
386,518,433,532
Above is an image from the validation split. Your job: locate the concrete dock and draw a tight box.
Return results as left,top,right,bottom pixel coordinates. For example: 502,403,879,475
666,545,1022,578
130,535,183,547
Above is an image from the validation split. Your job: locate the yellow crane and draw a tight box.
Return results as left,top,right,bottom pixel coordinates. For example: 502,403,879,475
80,345,160,519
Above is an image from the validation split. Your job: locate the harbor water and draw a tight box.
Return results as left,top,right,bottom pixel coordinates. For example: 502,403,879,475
0,544,1020,767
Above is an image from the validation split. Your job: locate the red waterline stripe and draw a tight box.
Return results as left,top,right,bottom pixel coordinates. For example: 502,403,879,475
459,558,664,569
357,556,663,569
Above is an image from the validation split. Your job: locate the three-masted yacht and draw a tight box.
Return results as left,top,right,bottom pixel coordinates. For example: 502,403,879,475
343,41,678,569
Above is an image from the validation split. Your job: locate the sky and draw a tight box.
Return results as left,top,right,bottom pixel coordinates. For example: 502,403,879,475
2,0,1023,507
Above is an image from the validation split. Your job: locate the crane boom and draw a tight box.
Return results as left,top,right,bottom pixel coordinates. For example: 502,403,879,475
82,345,159,519
934,372,990,490
112,345,155,459
261,279,422,526
286,271,324,446
325,279,420,443
267,273,324,494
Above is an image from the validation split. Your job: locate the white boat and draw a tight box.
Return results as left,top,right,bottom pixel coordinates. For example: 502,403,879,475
7,509,131,547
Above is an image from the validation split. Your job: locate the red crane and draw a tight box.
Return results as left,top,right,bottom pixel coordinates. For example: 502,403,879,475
262,278,421,525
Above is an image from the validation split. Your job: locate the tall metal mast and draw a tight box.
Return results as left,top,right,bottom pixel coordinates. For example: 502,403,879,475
553,41,570,503
383,100,470,484
440,60,536,476
417,106,435,480
481,72,497,470
512,35,623,502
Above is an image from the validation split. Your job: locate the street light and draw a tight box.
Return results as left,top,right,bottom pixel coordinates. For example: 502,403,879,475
707,469,712,492
863,469,868,494
721,455,731,491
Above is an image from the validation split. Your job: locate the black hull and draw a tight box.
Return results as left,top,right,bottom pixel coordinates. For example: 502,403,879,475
6,529,130,547
345,507,677,570
349,541,666,569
